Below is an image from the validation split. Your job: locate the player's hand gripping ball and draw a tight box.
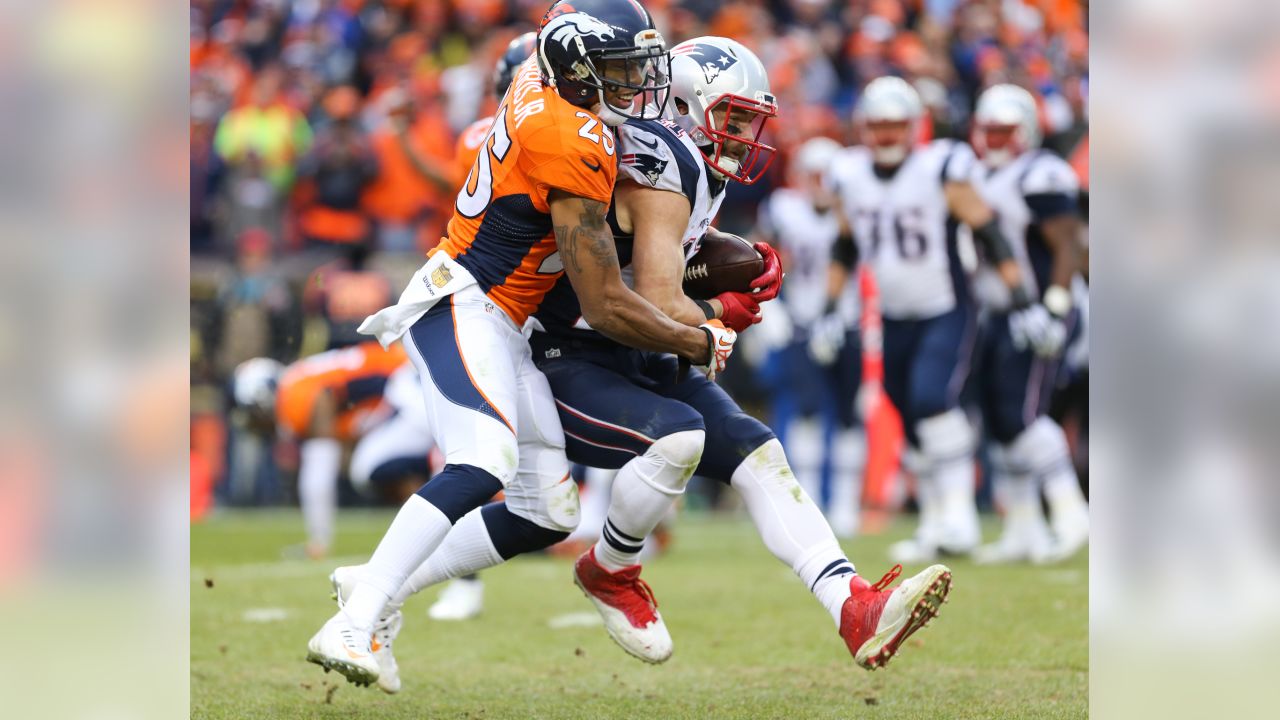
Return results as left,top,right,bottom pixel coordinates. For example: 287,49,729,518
683,228,765,299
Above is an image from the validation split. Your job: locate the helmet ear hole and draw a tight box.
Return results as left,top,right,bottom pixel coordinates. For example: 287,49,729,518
674,98,689,115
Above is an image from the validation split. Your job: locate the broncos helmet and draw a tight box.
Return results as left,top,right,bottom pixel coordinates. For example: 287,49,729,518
493,32,537,102
668,36,778,184
536,0,670,127
855,76,923,166
972,83,1041,168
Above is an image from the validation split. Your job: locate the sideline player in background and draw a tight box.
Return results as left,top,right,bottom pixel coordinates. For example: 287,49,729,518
754,136,864,538
307,0,736,691
233,342,407,559
828,77,1045,564
967,84,1090,564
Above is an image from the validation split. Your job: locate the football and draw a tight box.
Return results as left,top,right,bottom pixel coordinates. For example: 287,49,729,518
682,228,764,299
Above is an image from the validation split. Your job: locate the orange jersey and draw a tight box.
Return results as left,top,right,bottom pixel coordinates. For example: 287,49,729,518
454,116,493,190
433,57,618,326
276,341,408,442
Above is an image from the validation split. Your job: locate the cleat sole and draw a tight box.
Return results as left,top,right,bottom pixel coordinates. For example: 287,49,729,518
306,652,378,687
855,566,952,671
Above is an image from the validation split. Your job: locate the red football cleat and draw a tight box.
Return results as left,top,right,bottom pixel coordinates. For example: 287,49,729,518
573,547,672,663
839,564,952,670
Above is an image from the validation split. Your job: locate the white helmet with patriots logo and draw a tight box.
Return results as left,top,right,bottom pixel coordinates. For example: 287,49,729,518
667,36,778,185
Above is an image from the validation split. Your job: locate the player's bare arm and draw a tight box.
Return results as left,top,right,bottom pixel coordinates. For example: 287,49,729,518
549,189,712,364
615,179,709,327
1039,212,1085,293
945,180,1024,293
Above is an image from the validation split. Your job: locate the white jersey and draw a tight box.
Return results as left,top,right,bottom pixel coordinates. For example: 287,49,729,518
530,117,726,337
970,150,1081,311
757,188,856,328
616,117,726,263
829,139,979,320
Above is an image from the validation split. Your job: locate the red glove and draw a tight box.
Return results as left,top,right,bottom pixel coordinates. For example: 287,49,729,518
714,290,762,332
750,242,783,302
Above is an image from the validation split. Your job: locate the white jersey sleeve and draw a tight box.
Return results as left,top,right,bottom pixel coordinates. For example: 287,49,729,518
616,122,688,195
940,140,981,184
1021,152,1080,222
1021,152,1080,196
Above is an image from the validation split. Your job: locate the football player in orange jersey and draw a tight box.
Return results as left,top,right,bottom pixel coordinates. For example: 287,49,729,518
423,31,539,625
308,0,739,691
234,343,407,560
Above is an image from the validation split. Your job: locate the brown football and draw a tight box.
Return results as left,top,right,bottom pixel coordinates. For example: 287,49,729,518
682,228,764,299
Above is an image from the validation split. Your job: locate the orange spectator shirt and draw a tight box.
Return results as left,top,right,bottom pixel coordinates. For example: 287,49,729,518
432,58,617,326
276,341,408,442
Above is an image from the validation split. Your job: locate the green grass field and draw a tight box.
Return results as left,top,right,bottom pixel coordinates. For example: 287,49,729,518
192,510,1087,719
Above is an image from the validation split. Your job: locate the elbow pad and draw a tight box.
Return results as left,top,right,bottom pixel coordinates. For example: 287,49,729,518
832,231,858,270
973,219,1015,264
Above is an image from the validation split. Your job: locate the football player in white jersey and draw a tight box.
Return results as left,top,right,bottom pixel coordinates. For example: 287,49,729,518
828,76,1047,563
967,84,1090,563
330,37,953,679
529,37,948,670
754,136,864,538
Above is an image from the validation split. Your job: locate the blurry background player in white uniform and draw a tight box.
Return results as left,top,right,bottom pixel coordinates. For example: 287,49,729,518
828,76,1043,563
754,136,864,538
967,84,1090,564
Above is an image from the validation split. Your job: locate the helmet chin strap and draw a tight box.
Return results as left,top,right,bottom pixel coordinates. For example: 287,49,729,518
872,144,908,166
984,148,1015,168
594,88,636,127
697,141,738,181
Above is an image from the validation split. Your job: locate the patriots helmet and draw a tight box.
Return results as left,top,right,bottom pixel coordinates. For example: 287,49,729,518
667,36,778,185
856,76,924,166
972,83,1041,168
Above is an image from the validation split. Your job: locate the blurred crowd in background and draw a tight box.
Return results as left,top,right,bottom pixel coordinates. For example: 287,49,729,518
190,0,1089,512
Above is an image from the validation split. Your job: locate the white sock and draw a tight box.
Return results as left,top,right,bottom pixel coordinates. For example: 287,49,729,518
566,467,615,544
594,430,703,572
391,507,502,605
342,494,452,632
827,428,866,537
784,418,824,509
1010,417,1088,533
730,439,854,626
917,410,980,548
298,438,341,553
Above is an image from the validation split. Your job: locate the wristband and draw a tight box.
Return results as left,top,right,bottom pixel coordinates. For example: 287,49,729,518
694,299,715,320
1010,285,1033,309
1043,285,1072,317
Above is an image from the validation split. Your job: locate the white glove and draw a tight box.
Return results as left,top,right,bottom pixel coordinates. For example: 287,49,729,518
693,320,737,380
1008,304,1067,358
807,313,847,366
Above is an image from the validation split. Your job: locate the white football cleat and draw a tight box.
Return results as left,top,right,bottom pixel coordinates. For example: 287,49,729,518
330,566,403,694
368,609,403,694
305,612,379,687
428,578,484,621
974,508,1054,565
888,537,938,564
1037,508,1089,565
573,547,672,663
